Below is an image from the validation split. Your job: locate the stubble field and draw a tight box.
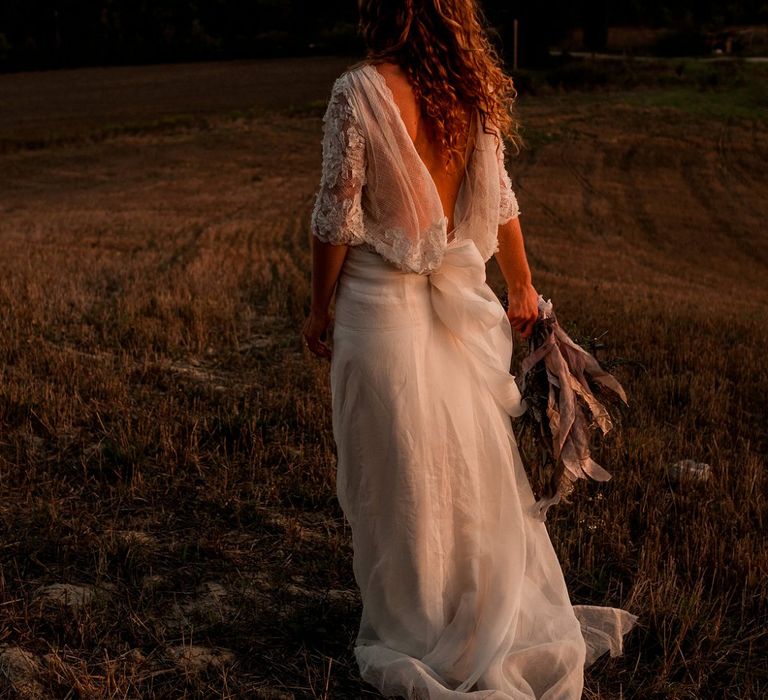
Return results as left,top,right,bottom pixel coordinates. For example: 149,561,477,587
0,55,766,698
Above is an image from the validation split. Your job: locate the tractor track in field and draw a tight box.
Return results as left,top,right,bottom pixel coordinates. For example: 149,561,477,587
556,130,609,242
680,143,767,266
713,120,768,233
616,139,662,245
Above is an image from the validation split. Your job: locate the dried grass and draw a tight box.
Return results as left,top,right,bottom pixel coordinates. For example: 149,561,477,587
0,57,766,698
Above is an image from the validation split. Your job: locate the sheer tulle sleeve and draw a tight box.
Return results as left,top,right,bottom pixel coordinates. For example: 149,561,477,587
310,75,367,245
497,136,521,225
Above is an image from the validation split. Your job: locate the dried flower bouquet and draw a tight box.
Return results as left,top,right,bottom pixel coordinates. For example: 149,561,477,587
514,295,629,522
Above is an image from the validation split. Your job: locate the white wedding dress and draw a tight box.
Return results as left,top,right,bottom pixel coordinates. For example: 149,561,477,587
311,62,639,700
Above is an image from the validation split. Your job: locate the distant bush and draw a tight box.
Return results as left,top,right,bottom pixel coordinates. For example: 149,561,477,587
509,70,538,96
548,60,614,90
312,23,364,55
674,58,750,90
251,31,301,57
507,54,765,95
653,29,710,57
0,33,9,63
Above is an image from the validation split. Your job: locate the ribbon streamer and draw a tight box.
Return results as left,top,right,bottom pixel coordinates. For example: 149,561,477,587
518,296,629,521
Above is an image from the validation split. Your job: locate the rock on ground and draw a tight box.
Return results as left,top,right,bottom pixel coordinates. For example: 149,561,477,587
166,645,236,673
0,645,44,699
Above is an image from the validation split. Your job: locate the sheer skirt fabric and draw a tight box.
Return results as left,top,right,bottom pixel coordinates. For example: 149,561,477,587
330,242,638,700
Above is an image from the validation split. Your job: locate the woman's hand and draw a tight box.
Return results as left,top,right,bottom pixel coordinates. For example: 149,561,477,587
304,237,349,361
507,283,539,339
302,309,333,360
493,218,538,339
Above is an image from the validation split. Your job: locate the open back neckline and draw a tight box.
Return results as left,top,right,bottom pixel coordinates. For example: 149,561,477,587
363,62,477,242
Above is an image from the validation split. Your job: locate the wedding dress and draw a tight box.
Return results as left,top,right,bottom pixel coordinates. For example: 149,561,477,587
310,62,639,700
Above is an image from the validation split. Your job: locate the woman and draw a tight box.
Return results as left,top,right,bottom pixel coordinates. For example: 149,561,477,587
302,1,639,698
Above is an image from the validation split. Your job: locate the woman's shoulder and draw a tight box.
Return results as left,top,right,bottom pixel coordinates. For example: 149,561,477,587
324,61,381,126
331,61,373,93
321,64,374,134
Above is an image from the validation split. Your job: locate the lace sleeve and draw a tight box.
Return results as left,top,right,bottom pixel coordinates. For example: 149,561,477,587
310,75,367,245
497,136,521,225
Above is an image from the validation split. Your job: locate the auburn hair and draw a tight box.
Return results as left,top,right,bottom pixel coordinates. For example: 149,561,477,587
357,0,525,169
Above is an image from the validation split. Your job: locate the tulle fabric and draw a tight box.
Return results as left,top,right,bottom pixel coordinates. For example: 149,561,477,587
311,62,521,274
330,239,638,699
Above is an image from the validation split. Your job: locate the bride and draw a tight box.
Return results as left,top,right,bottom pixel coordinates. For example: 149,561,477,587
302,1,639,697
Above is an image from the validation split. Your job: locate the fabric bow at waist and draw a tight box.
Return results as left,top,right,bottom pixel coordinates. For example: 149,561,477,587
428,238,527,419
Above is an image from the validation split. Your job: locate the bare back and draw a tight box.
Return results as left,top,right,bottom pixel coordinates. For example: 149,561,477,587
374,62,475,235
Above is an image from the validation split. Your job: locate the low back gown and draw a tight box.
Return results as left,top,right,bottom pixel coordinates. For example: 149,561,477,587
310,62,639,700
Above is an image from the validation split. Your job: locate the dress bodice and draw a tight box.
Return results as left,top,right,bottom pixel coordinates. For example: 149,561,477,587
310,62,521,275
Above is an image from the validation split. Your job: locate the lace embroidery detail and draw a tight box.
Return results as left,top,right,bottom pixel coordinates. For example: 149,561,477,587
497,136,521,225
310,75,367,246
363,220,448,275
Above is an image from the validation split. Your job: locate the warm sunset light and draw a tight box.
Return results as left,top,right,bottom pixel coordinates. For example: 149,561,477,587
0,1,766,698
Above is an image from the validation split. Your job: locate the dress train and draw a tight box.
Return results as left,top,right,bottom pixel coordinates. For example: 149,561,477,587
330,238,639,699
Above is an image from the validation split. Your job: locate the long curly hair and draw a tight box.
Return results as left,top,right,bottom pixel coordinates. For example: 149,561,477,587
357,0,525,169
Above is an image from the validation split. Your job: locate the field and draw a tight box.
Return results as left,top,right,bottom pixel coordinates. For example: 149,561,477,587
0,55,767,698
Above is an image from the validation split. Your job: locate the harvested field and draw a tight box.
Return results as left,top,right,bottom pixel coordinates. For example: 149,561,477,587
0,56,767,698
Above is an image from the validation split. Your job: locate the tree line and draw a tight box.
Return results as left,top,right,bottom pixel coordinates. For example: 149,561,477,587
1,0,765,72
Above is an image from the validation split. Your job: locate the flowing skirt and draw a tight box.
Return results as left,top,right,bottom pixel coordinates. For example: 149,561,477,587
330,238,638,700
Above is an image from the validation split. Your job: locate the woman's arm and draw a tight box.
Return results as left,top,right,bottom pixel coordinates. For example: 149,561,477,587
303,74,366,360
494,217,539,339
302,237,349,360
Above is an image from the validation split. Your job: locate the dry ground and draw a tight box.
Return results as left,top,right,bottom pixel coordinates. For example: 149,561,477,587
0,56,767,698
